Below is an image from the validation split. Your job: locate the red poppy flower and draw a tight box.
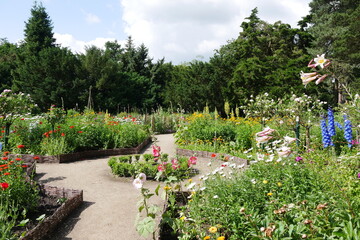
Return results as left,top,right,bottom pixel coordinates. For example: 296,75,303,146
22,165,27,168
1,182,9,190
1,130,4,133
78,131,83,133
15,158,21,161
33,156,40,160
70,126,74,129
211,153,217,158
2,157,8,160
61,133,65,136
3,151,9,156
17,144,25,149
9,161,14,164
57,126,61,128
4,172,10,176
39,121,43,124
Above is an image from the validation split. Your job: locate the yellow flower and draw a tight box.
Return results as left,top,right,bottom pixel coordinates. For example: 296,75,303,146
217,237,225,240
180,216,186,221
163,186,172,191
277,182,282,187
267,192,273,196
208,226,218,234
188,179,193,183
263,180,268,184
203,236,211,240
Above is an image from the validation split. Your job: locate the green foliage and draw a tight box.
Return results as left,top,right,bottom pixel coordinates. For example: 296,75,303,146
175,113,261,156
108,155,193,181
4,112,150,155
23,2,55,55
175,154,360,239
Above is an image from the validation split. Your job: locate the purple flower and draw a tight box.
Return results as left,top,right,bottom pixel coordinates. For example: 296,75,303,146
327,108,336,137
343,115,353,148
320,118,334,148
295,156,303,162
358,172,360,179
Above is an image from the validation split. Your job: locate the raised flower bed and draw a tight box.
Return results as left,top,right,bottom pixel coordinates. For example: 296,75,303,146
20,185,83,240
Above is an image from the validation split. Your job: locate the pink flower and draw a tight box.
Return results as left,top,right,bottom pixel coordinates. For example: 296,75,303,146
152,145,161,157
188,156,197,166
315,74,328,85
256,127,275,137
171,159,180,170
157,164,166,172
300,71,319,86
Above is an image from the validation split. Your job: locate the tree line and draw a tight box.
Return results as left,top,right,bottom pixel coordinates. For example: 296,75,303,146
0,0,359,114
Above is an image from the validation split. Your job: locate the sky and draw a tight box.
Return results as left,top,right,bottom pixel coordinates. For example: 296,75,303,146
0,0,311,64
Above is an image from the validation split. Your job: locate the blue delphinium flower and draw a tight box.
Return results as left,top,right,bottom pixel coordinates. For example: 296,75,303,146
343,115,353,148
320,117,333,148
335,122,343,130
327,108,336,137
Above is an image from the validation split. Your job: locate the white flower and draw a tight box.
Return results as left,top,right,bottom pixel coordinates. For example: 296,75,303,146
213,195,219,199
277,146,292,157
251,179,257,184
200,187,206,191
187,182,196,190
284,136,297,144
132,178,143,189
138,173,147,182
237,164,245,169
300,71,319,85
314,53,329,68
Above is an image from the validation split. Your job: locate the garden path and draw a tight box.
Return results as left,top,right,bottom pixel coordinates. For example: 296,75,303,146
36,134,177,240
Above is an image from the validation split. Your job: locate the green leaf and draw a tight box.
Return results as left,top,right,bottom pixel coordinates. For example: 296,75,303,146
136,217,156,237
155,184,160,196
36,214,46,221
18,219,29,227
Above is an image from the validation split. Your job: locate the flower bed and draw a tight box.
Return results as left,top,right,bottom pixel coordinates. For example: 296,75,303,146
176,148,248,166
108,153,198,181
20,185,83,240
10,137,151,163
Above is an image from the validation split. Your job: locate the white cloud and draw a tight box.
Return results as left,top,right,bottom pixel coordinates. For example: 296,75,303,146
54,33,117,53
82,10,101,24
120,0,310,64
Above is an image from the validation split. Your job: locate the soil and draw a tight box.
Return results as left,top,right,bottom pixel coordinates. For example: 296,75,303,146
12,190,61,237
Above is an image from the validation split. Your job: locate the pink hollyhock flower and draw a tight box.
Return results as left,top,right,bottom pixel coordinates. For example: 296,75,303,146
152,145,161,157
188,156,197,166
171,159,180,170
157,164,166,172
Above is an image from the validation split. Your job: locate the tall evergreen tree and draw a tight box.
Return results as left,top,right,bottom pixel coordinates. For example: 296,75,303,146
13,3,82,110
23,1,55,55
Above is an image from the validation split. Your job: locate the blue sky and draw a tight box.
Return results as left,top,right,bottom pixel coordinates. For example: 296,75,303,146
0,0,311,64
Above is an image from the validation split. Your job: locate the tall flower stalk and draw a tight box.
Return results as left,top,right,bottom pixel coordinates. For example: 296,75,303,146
320,117,334,148
343,115,353,148
327,108,336,137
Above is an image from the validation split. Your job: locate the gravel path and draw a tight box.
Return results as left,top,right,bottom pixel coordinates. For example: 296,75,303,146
36,134,177,240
